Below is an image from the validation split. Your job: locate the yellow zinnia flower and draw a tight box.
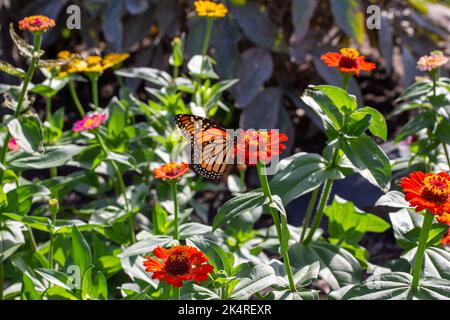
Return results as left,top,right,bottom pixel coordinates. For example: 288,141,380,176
194,0,228,18
54,51,130,77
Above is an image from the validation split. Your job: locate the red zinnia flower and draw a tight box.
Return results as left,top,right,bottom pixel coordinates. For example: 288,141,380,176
143,245,214,288
400,171,450,216
19,15,55,33
321,48,376,76
72,112,107,132
7,138,20,152
235,129,288,166
153,162,189,181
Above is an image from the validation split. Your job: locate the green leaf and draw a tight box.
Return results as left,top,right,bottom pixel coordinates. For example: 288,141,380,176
30,78,69,98
342,272,450,300
329,0,365,45
325,196,390,244
8,145,85,171
71,226,92,279
375,191,410,209
302,87,344,130
188,237,233,275
351,107,388,141
0,221,25,262
5,184,50,215
394,111,435,143
187,55,218,79
107,97,127,138
388,209,424,249
115,67,172,87
435,117,450,145
0,60,25,78
270,152,337,205
314,85,358,112
339,134,391,192
179,222,212,240
119,235,172,258
152,203,168,235
21,273,40,300
7,115,43,153
402,246,450,280
230,264,278,300
346,114,371,137
35,268,74,291
397,80,432,102
213,189,266,231
288,240,362,290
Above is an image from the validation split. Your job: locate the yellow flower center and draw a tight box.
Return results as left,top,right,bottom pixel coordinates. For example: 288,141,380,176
340,48,360,59
422,174,450,204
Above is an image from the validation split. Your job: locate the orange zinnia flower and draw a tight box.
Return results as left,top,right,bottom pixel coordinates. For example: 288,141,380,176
400,171,450,216
153,162,189,181
19,15,55,33
235,129,288,166
437,213,450,245
321,48,376,76
143,245,214,288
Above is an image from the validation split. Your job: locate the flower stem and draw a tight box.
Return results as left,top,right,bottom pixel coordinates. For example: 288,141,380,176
300,188,319,243
90,74,100,110
303,179,333,245
341,73,350,91
411,211,434,289
68,80,85,117
173,286,180,300
257,162,296,292
96,133,134,243
303,147,339,245
48,202,59,270
171,182,179,240
201,18,214,57
15,33,42,117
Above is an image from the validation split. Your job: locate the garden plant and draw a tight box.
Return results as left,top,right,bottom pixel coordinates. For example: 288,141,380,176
0,0,449,302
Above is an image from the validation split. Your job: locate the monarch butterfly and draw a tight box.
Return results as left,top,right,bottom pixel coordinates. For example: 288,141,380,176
175,114,234,180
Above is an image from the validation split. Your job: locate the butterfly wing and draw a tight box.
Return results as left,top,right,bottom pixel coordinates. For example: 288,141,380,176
175,114,233,180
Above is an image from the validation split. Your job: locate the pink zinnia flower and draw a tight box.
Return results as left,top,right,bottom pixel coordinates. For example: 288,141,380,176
7,137,20,152
72,113,107,132
417,51,449,72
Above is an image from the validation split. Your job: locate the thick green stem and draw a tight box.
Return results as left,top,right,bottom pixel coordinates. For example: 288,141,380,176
341,73,350,91
68,80,85,117
173,286,180,300
170,182,179,240
411,211,434,289
303,179,333,245
96,133,134,243
300,188,319,243
257,162,296,292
